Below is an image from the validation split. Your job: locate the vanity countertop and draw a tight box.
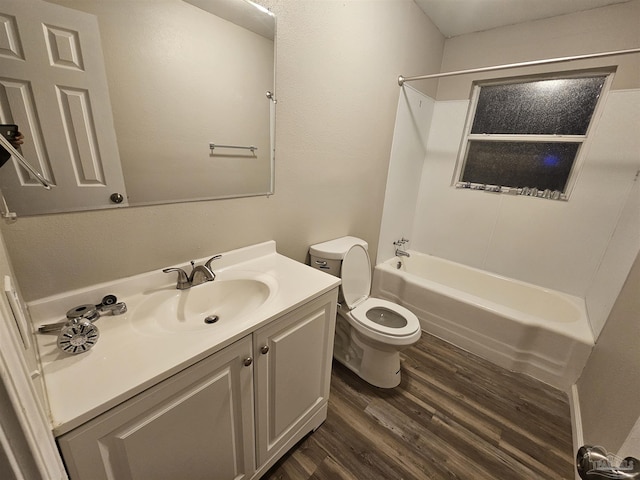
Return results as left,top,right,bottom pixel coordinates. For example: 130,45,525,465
28,241,340,436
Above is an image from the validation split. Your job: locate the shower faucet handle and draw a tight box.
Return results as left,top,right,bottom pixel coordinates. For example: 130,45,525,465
393,238,410,246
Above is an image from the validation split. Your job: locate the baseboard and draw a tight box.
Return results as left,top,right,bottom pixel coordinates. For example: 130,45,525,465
569,383,584,480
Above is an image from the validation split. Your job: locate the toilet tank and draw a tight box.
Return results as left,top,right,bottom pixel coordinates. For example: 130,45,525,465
309,236,368,277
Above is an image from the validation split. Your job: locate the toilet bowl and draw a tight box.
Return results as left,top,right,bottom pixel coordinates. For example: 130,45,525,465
309,236,421,388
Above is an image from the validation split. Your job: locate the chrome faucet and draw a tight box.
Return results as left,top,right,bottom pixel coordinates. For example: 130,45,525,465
393,238,410,258
163,255,222,289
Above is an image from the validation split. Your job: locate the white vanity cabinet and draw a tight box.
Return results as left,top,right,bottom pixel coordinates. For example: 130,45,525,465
56,290,338,480
57,336,256,480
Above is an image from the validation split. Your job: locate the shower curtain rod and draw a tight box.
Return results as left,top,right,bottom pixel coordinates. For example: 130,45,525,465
398,47,640,85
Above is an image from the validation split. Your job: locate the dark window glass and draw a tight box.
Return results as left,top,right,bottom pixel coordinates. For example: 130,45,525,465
461,141,580,191
471,76,606,135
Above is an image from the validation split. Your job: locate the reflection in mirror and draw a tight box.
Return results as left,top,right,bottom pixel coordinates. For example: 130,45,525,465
0,0,275,216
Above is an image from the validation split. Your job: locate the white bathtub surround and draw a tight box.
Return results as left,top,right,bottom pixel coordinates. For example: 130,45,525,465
377,86,435,265
378,88,640,342
372,252,594,391
586,183,639,339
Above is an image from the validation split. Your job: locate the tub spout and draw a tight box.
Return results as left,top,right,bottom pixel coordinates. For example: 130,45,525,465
395,249,410,258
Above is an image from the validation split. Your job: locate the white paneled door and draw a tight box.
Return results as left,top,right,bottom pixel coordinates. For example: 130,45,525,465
0,0,127,215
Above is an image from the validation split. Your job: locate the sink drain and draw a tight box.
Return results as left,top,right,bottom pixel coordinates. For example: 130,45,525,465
204,315,219,325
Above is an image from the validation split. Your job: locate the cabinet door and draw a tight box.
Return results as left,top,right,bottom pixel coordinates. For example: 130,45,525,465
57,337,255,480
254,291,337,466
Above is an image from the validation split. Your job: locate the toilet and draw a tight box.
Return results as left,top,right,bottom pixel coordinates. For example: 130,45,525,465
309,236,421,388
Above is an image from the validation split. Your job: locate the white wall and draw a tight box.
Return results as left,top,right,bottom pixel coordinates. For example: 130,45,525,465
0,0,445,302
437,0,640,101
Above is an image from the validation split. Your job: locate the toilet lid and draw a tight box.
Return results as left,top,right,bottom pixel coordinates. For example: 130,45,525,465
341,244,371,310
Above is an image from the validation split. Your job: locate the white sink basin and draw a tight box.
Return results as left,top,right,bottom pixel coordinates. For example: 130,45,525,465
130,273,277,334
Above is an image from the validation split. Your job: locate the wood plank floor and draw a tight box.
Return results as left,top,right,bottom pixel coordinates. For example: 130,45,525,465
262,332,575,480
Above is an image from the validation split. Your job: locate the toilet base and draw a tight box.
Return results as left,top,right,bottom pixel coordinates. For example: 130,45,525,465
333,315,404,388
334,349,401,388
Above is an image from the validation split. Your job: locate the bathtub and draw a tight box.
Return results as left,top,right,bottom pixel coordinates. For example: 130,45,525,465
372,252,594,390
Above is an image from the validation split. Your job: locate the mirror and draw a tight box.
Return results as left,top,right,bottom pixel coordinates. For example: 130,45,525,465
0,0,275,216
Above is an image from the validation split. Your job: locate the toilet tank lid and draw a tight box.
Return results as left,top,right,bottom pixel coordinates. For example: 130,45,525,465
309,236,368,260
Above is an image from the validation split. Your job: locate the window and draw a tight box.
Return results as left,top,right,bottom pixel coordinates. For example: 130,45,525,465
455,72,611,200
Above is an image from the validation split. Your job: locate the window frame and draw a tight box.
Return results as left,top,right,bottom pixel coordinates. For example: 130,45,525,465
453,69,615,200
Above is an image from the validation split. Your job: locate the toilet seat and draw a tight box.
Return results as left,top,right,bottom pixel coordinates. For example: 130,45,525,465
351,298,420,337
340,244,420,342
